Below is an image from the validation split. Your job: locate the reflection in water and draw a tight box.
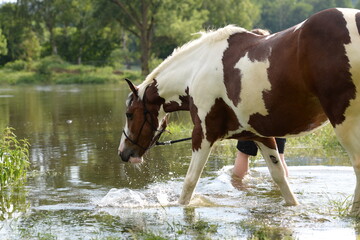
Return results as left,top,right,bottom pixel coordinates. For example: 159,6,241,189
0,84,358,239
0,187,29,221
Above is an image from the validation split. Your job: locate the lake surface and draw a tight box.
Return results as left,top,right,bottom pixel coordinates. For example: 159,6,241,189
0,84,359,239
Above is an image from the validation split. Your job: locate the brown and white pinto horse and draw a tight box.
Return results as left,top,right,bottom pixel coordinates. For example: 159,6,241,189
119,8,360,215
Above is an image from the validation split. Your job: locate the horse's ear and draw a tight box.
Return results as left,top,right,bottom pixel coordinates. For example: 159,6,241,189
125,78,138,97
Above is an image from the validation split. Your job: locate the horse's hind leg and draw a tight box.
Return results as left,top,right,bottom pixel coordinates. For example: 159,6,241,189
255,137,298,205
334,124,360,216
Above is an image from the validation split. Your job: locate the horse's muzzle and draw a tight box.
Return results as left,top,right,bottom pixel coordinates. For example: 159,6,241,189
118,148,143,164
119,149,130,162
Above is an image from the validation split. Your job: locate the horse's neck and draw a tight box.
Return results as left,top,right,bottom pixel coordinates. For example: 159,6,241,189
152,36,231,112
156,74,191,112
154,54,201,112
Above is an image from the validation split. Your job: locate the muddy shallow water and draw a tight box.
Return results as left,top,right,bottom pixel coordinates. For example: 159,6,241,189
0,84,359,239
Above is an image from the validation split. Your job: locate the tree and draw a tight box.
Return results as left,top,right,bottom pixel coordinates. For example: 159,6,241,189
0,29,8,56
20,29,40,61
0,3,25,63
18,0,84,56
100,0,211,75
260,0,298,32
307,0,352,12
155,0,208,45
152,0,207,62
68,0,94,64
202,0,261,30
106,0,161,75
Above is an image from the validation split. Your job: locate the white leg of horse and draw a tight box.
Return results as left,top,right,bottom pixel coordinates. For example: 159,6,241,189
350,160,360,216
256,141,298,206
334,124,360,216
178,141,212,205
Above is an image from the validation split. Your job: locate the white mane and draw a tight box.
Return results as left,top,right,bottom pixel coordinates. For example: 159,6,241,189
138,25,247,97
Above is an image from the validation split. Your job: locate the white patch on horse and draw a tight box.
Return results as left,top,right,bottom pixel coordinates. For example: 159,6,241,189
235,52,271,128
294,20,307,32
118,121,129,153
188,40,231,137
265,33,278,40
335,8,360,153
125,93,132,107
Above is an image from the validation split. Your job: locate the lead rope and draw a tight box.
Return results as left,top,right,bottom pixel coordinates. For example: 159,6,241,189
155,137,192,146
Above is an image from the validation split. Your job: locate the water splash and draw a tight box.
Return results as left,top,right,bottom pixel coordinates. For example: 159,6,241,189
97,181,182,208
97,166,272,209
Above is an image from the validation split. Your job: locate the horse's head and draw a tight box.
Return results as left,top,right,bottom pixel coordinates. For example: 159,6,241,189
118,79,168,164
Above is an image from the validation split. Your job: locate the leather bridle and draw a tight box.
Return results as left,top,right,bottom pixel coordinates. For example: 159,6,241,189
122,88,165,151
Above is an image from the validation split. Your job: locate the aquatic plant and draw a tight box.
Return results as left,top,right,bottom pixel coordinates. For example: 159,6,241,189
0,127,30,187
239,219,296,240
326,194,352,218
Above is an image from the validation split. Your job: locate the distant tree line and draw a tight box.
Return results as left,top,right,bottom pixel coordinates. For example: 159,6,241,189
0,0,356,75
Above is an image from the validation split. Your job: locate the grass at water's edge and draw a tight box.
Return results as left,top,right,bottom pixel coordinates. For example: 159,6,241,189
163,121,347,165
0,57,143,85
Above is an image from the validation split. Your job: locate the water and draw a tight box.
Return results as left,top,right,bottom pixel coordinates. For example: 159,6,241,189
0,84,359,239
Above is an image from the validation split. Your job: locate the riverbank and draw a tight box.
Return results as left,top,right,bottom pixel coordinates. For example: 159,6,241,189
0,56,142,85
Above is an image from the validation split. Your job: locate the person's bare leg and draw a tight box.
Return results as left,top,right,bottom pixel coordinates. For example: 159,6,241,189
232,151,250,179
233,152,288,179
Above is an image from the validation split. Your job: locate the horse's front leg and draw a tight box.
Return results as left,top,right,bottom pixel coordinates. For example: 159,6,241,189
178,140,212,205
255,138,298,206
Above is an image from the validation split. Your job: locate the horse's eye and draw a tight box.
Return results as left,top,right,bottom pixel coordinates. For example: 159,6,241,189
126,113,133,120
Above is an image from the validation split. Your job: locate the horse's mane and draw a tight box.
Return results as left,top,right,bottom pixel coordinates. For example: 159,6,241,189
138,25,247,97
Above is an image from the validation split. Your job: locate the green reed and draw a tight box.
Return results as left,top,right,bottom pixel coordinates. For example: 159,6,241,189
0,127,30,187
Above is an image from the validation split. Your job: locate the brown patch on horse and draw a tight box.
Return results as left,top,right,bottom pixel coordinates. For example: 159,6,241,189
144,80,165,106
205,98,240,145
296,8,354,126
190,97,204,151
222,33,247,106
163,87,190,112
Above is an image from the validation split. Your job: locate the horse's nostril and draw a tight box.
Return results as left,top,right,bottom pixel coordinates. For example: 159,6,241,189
119,151,129,162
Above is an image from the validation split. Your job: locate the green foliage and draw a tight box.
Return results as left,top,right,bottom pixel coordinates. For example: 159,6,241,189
0,0,357,73
0,56,141,85
121,70,143,82
0,127,30,187
155,0,208,45
0,28,8,56
108,47,139,70
20,29,41,61
4,60,27,71
287,124,343,153
36,55,68,76
203,0,260,29
0,3,27,64
258,0,353,32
